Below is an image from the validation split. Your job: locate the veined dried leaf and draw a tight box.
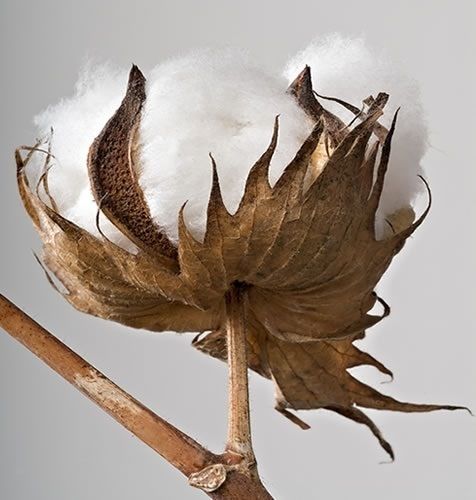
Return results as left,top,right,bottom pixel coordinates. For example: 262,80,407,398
193,320,467,459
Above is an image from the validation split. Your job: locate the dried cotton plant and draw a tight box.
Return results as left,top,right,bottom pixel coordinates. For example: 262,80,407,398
2,36,468,498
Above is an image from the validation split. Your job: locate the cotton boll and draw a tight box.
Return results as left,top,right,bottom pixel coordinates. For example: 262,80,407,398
30,52,313,246
29,40,422,251
139,49,313,242
285,34,428,236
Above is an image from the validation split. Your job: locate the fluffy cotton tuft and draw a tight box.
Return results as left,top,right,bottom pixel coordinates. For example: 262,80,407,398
30,62,133,248
285,34,428,233
29,37,427,247
139,49,313,242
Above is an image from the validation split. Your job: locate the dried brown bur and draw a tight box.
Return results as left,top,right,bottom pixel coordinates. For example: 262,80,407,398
16,64,466,461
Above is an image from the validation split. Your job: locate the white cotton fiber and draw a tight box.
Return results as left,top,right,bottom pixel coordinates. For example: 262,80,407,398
30,62,134,249
285,34,428,235
29,38,427,248
139,49,313,242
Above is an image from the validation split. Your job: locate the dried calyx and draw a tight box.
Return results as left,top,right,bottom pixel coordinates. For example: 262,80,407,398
16,64,466,461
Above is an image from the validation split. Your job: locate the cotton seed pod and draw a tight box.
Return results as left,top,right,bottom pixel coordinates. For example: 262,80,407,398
16,64,464,459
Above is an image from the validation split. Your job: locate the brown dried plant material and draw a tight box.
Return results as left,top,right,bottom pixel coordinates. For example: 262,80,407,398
16,64,465,460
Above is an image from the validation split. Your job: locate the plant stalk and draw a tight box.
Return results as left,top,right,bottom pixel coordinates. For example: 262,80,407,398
0,293,214,476
224,283,255,462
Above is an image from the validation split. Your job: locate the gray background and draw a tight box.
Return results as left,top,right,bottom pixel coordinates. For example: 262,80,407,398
1,1,474,499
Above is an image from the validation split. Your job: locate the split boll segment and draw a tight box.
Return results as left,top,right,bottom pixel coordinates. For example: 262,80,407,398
87,65,178,261
16,64,465,460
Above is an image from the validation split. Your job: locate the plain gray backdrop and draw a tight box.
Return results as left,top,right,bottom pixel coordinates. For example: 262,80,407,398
1,1,475,499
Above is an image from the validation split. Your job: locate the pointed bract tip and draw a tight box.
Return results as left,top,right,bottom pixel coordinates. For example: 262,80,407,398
178,200,189,215
208,152,217,168
392,107,401,124
297,65,312,85
128,64,146,86
464,406,473,416
208,153,221,192
302,64,312,78
288,65,313,95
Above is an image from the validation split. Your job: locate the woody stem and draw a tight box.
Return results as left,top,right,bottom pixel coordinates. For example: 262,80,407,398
0,294,215,477
0,293,274,498
224,283,255,462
